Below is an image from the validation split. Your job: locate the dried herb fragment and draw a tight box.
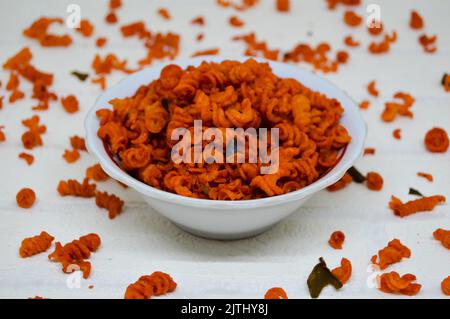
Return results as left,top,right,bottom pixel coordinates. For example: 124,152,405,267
71,71,89,82
409,187,423,197
307,257,343,298
347,166,366,183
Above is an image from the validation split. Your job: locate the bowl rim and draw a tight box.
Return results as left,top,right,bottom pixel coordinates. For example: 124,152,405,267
85,56,367,210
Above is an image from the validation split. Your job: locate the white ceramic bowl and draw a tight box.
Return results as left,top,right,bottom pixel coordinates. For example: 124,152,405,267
85,57,366,240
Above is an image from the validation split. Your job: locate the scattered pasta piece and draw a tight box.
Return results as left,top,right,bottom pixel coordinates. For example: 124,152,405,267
229,15,245,27
109,0,121,9
368,30,397,54
392,128,401,140
442,73,450,92
23,17,72,47
326,0,361,10
21,115,46,150
389,195,446,217
417,172,433,182
331,258,352,284
371,239,410,270
95,191,124,219
61,95,79,113
379,272,421,296
366,172,383,191
70,135,87,151
367,80,379,97
364,147,375,156
419,34,437,53
424,127,449,153
234,33,279,61
86,164,109,182
19,152,34,165
158,8,171,20
96,37,107,48
57,178,96,198
344,35,360,47
441,276,450,296
19,231,54,258
359,100,370,109
276,0,290,12
191,16,205,25
125,271,177,299
343,11,362,27
381,92,415,122
0,125,5,142
76,19,94,37
105,12,118,24
328,231,345,249
62,148,80,163
367,22,383,36
433,229,450,249
16,188,36,209
409,11,424,30
264,287,288,299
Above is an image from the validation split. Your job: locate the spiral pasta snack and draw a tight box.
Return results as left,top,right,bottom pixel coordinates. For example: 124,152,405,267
19,231,54,258
97,59,351,200
124,271,177,299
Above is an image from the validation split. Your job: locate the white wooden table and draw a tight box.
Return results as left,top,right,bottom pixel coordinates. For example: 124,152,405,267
0,0,448,298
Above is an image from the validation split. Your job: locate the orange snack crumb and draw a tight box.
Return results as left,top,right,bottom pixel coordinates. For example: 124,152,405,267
371,239,411,270
442,73,450,92
19,152,34,165
389,195,446,217
368,22,383,36
125,271,177,299
191,16,205,25
393,128,401,140
96,37,107,48
62,149,80,163
57,178,96,198
16,188,36,209
264,287,288,299
364,147,375,156
95,191,124,219
92,76,106,91
327,172,352,192
61,95,79,113
70,135,87,151
419,34,437,53
379,272,421,296
109,0,121,10
410,11,424,30
276,0,290,12
76,19,94,37
191,48,220,57
424,127,449,153
19,231,54,258
328,231,345,249
433,229,450,249
331,258,352,284
366,172,383,191
359,100,370,109
343,11,362,27
417,172,433,182
158,8,171,20
86,164,109,182
344,35,360,47
441,276,450,296
367,80,379,97
229,15,245,27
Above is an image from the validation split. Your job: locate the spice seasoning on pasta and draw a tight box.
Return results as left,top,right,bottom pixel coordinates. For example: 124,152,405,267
417,172,433,182
331,258,352,284
433,229,450,249
379,272,421,296
97,59,351,200
16,188,36,209
424,127,449,153
409,11,424,30
125,271,177,299
328,231,345,249
19,231,54,258
389,195,446,217
95,191,124,219
307,257,342,298
19,152,34,165
366,172,383,191
371,239,411,270
441,276,450,296
264,287,288,299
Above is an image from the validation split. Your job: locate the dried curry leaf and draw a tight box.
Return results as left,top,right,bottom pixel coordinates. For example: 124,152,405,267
307,257,343,298
347,166,366,183
409,187,424,197
71,71,89,82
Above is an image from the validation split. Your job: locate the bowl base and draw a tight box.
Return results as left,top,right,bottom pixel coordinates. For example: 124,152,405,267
173,222,277,241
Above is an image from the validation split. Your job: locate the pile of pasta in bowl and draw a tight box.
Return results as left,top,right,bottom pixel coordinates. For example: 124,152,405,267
96,58,351,200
